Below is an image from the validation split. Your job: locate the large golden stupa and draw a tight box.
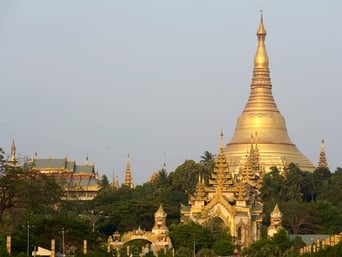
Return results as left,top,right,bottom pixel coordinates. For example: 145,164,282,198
224,14,315,172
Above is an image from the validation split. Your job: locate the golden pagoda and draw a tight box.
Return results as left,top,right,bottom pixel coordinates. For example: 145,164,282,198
9,138,18,167
317,138,329,169
224,13,315,172
124,154,134,188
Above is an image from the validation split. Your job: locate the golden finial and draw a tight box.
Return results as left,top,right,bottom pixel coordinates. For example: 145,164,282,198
254,10,269,69
10,138,16,161
257,10,266,36
220,130,224,149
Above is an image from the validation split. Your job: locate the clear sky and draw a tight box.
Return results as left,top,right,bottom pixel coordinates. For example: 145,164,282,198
0,1,341,185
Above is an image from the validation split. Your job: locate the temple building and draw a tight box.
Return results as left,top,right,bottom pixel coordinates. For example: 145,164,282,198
181,132,263,249
7,140,100,200
24,154,100,200
224,13,315,173
181,13,325,250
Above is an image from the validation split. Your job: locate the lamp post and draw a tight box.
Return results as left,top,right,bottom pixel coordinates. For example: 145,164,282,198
24,221,33,256
193,233,196,257
90,210,103,232
61,228,66,257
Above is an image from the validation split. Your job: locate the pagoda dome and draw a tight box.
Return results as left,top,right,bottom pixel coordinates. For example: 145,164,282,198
224,13,315,173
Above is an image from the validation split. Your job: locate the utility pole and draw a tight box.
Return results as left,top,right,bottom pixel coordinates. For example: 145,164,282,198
60,228,66,257
193,233,196,257
24,221,33,256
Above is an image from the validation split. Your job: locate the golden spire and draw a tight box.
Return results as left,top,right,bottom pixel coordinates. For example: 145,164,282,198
155,204,166,215
194,170,206,199
124,154,134,188
270,203,283,219
220,130,224,149
9,138,17,166
318,138,329,169
224,12,315,173
162,152,167,172
210,132,233,187
254,10,269,69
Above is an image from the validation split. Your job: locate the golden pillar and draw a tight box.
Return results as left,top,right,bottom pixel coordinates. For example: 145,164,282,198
83,240,87,255
6,235,11,254
51,239,55,257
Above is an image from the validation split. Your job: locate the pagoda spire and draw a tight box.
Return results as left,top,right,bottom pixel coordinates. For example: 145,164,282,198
124,154,134,188
219,130,224,149
9,138,17,166
318,138,329,169
224,12,315,173
210,132,233,187
254,11,269,69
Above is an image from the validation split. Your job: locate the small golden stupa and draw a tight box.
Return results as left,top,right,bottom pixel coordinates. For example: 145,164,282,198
224,13,315,172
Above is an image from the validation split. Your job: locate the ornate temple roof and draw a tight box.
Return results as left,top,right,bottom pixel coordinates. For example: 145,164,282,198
24,156,100,200
224,13,315,172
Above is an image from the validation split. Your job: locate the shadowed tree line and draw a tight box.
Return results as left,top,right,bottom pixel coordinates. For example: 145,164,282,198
1,146,342,256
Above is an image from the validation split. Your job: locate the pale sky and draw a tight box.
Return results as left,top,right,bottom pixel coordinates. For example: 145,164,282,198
0,1,341,185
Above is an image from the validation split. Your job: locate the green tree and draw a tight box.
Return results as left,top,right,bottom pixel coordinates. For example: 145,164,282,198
260,167,283,204
290,236,306,255
169,222,212,252
212,239,234,256
100,174,110,189
197,248,216,257
0,166,63,226
317,172,342,208
312,167,331,200
314,201,342,234
169,160,203,194
175,247,192,257
281,201,321,234
271,229,291,252
241,230,294,257
285,163,306,202
200,151,215,171
149,169,170,191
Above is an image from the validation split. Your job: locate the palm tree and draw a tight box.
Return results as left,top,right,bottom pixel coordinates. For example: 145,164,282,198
200,151,215,165
200,151,216,173
150,169,169,191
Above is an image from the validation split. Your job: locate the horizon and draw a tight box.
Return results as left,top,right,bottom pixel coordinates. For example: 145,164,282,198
1,1,341,185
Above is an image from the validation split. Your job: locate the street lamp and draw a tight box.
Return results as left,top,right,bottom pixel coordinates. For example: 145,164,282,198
59,228,67,257
90,210,103,232
24,221,33,256
193,233,196,257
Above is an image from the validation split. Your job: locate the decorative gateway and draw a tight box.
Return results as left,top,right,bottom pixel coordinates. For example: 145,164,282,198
181,132,263,249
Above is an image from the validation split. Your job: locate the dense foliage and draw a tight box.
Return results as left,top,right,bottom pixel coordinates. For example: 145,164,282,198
1,146,342,256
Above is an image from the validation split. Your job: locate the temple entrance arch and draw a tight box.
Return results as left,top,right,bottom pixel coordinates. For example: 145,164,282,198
108,227,172,257
108,205,172,257
207,217,231,238
122,238,153,257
